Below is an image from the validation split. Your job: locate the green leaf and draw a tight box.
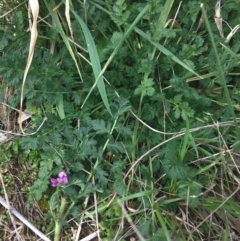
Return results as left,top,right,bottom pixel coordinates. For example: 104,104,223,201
70,162,83,172
47,132,62,146
174,106,181,119
138,219,152,239
107,141,125,154
111,32,124,48
71,10,112,116
138,59,153,74
95,166,108,187
114,97,131,115
111,0,130,26
63,186,77,196
21,136,39,150
134,78,155,97
163,159,189,180
114,176,127,195
48,193,59,210
38,160,53,179
115,123,132,135
111,159,127,173
30,179,49,201
91,119,111,134
0,35,8,50
53,155,62,166
73,180,85,191
179,102,194,119
56,94,65,120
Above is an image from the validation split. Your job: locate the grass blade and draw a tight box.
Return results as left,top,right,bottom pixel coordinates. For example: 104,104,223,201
155,208,172,241
134,27,202,79
71,10,112,116
81,4,151,109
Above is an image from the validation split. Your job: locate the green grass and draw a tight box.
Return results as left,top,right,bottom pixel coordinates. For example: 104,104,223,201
1,0,240,240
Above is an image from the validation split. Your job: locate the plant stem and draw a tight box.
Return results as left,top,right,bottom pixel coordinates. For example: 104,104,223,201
54,221,61,241
54,196,67,241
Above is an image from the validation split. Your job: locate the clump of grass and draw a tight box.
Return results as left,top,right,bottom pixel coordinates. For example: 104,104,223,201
1,0,240,240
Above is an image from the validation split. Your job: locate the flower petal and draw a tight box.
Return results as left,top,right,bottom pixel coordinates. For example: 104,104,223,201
57,176,68,184
57,177,63,183
58,171,67,178
62,176,68,183
50,178,58,187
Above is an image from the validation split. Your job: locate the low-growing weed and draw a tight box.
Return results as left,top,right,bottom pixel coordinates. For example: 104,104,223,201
1,0,240,240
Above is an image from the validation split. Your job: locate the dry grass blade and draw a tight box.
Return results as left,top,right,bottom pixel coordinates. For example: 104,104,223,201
19,0,39,134
65,0,74,40
225,24,240,43
214,0,224,38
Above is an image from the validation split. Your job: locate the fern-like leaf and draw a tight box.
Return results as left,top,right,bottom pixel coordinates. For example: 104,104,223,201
91,119,111,134
111,0,130,26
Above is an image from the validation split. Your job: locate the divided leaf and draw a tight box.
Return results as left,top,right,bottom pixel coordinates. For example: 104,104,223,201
91,119,112,134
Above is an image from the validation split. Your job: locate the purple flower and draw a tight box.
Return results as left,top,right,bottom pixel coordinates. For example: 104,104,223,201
50,178,58,187
50,171,68,187
57,171,68,184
